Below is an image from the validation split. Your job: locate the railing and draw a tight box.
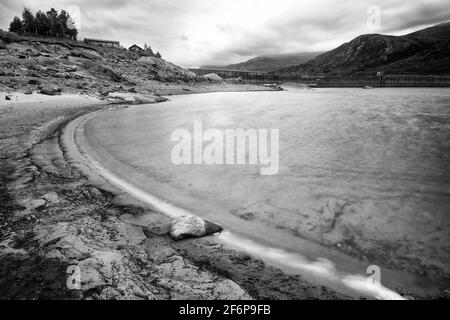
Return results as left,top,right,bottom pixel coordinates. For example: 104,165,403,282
381,75,450,87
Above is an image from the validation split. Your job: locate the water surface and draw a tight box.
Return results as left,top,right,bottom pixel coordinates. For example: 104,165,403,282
82,88,450,280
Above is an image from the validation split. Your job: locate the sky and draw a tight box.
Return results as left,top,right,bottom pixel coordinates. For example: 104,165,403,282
1,0,449,67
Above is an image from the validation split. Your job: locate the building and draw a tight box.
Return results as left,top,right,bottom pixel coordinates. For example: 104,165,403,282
129,44,145,53
84,38,120,48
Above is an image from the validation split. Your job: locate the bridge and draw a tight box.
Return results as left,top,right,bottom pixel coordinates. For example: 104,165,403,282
189,68,278,82
380,74,450,87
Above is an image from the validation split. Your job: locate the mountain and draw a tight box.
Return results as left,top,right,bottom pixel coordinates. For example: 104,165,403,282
201,52,323,72
275,22,450,78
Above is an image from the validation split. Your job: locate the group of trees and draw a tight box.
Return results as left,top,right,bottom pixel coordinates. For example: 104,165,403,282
9,8,78,40
143,43,162,58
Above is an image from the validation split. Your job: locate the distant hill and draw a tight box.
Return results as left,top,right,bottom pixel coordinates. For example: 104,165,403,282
275,22,450,78
201,52,323,72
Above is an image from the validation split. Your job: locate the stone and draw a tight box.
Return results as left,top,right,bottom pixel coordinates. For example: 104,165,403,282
169,215,222,241
28,79,41,85
107,92,168,104
5,95,12,100
23,198,47,210
200,73,223,82
42,192,61,204
65,66,77,72
39,86,62,95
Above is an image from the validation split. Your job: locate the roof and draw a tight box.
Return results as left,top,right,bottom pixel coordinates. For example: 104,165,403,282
84,38,120,44
129,44,144,51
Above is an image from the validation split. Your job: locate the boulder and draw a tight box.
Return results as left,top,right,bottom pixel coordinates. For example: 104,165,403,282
169,215,222,241
23,198,47,210
70,49,102,62
42,192,61,204
39,86,62,95
28,79,41,85
201,73,223,82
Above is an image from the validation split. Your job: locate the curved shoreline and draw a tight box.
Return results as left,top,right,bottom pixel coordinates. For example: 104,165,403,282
63,101,415,300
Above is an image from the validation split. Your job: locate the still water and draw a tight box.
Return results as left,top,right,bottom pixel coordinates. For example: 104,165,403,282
82,88,450,280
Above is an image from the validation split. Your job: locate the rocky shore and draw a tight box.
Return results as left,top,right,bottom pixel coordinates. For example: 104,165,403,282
0,92,349,300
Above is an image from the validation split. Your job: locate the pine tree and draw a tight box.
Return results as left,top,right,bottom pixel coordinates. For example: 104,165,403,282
46,8,60,37
156,51,162,58
66,13,78,40
9,16,23,33
58,10,70,37
35,10,50,36
22,8,36,34
8,7,79,39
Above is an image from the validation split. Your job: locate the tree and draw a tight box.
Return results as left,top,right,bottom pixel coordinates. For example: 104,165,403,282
22,7,36,34
9,16,23,33
66,12,78,40
58,10,70,37
46,8,62,37
146,44,154,56
8,7,78,40
35,10,50,36
156,51,162,58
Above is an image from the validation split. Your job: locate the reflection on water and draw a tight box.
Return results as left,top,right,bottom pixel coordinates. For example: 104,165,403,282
84,88,450,279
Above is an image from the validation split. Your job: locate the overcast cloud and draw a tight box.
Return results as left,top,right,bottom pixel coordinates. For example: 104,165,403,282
0,0,448,67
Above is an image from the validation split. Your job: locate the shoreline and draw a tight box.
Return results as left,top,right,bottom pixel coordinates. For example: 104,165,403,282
68,91,449,300
0,86,351,300
1,88,447,300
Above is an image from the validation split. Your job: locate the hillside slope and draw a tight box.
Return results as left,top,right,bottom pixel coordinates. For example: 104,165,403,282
0,31,199,96
275,22,450,78
202,52,322,72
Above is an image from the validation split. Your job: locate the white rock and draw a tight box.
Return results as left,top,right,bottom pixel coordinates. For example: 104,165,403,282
42,192,60,204
169,215,222,241
23,198,47,210
201,73,223,82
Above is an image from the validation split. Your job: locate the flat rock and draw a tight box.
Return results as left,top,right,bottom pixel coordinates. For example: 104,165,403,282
23,198,47,210
107,92,167,104
169,215,222,241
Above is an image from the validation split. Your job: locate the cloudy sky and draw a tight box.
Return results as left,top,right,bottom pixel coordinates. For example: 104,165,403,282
1,0,449,67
